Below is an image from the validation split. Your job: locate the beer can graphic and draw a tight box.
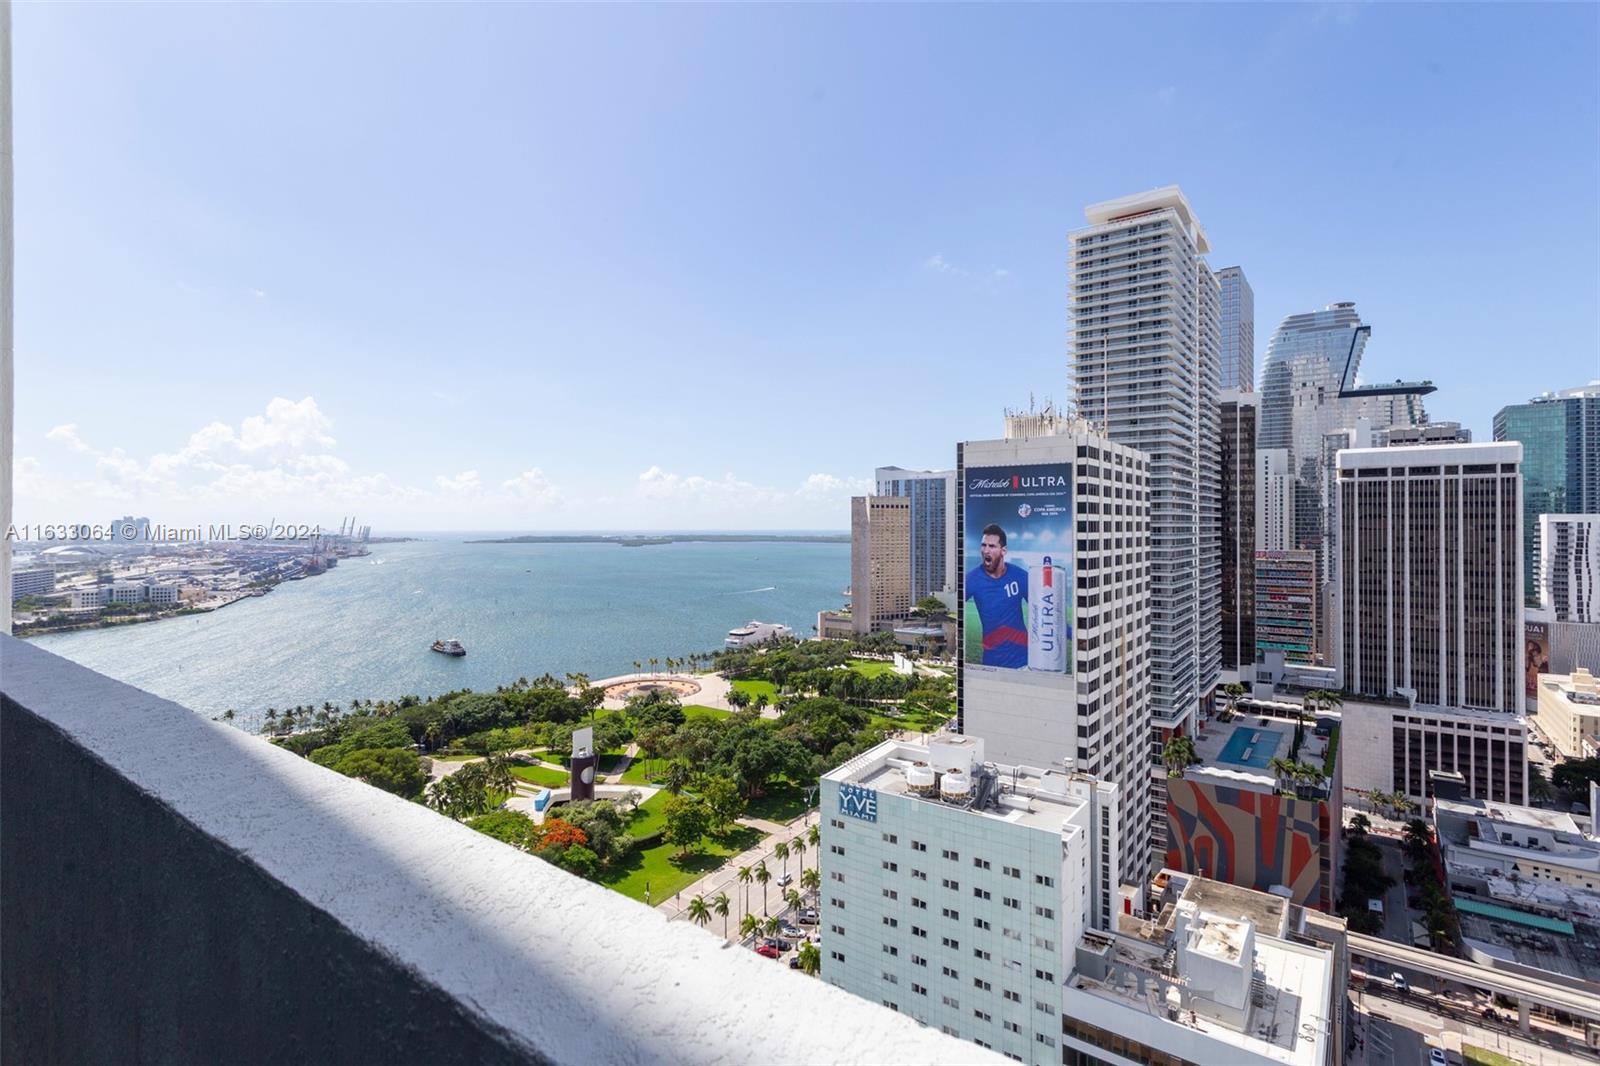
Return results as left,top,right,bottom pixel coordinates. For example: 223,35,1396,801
1028,556,1068,672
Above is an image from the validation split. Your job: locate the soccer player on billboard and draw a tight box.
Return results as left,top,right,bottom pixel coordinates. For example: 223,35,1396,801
965,523,1029,668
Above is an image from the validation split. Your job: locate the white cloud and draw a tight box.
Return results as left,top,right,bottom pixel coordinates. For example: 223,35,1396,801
46,423,95,455
502,468,562,505
237,396,336,453
436,470,482,495
249,288,267,299
923,254,967,276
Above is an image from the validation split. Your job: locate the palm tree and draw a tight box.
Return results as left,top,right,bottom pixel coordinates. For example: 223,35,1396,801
806,823,820,848
774,840,791,880
737,865,754,915
632,660,642,674
755,860,772,916
784,888,803,914
1348,813,1372,837
221,708,236,722
739,913,759,944
713,891,731,939
424,720,442,753
796,940,821,976
687,894,711,929
801,867,820,902
664,759,692,796
1162,735,1199,779
1268,756,1296,793
763,915,781,940
790,834,807,870
483,751,516,799
1220,681,1246,718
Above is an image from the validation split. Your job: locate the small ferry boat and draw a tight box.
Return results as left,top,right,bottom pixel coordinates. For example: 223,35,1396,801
431,638,466,657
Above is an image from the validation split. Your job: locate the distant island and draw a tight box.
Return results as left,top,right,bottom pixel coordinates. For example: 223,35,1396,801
467,533,850,548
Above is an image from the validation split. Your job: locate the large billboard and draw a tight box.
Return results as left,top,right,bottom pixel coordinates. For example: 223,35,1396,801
1526,619,1550,700
962,463,1073,675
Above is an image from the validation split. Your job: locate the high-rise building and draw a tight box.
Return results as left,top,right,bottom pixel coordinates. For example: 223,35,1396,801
1259,303,1433,653
1214,266,1254,392
1254,550,1317,666
957,411,1153,883
1220,391,1257,673
1494,381,1600,605
1336,442,1523,712
819,735,1121,1063
849,496,911,636
875,467,957,605
1256,448,1294,552
1069,185,1221,742
1540,514,1600,623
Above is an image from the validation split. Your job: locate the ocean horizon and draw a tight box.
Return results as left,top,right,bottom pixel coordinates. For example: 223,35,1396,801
31,537,849,730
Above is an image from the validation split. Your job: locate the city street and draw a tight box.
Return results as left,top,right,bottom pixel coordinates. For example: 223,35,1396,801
1349,987,1595,1066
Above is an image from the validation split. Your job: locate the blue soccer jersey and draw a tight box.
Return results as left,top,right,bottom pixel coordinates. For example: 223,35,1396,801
966,561,1028,668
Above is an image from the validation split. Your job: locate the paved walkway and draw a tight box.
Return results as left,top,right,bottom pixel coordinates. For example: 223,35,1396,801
657,811,821,958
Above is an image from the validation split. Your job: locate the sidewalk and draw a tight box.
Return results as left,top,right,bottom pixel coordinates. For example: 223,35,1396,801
657,811,820,944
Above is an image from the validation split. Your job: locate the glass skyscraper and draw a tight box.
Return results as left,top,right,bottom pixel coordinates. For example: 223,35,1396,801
1493,381,1600,604
873,467,955,604
1259,302,1432,660
1215,266,1254,392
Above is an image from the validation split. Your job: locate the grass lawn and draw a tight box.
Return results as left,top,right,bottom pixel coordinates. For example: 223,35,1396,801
870,705,952,735
621,757,668,785
601,825,767,903
1463,1049,1519,1066
627,791,672,839
509,764,570,788
683,704,731,720
847,659,898,678
745,779,813,823
731,678,778,701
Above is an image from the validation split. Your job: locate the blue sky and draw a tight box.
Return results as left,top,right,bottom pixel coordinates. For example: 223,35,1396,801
14,3,1598,531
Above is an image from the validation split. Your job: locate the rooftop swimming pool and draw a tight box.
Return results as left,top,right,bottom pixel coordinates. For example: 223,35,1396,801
1216,726,1285,768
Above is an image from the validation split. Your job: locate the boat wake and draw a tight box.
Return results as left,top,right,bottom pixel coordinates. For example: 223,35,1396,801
731,585,776,594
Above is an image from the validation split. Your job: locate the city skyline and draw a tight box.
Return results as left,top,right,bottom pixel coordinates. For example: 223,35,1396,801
12,3,1599,530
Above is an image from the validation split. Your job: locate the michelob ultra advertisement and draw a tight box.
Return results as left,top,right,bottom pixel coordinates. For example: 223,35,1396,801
963,462,1073,674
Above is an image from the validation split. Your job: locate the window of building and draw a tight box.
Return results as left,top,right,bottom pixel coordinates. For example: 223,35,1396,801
973,888,991,901
911,869,927,881
881,860,897,872
973,918,991,931
973,857,991,870
942,878,960,891
1003,896,1020,909
1003,866,1021,879
973,1009,992,1023
941,936,960,950
882,832,898,844
941,849,960,861
942,965,959,979
882,916,898,928
912,897,927,910
1003,990,1020,1003
1034,969,1055,982
1034,874,1054,887
911,954,927,967
882,945,898,957
912,983,927,996
882,888,898,900
912,926,927,938
912,841,927,852
941,908,960,920
1033,905,1054,919
830,950,845,962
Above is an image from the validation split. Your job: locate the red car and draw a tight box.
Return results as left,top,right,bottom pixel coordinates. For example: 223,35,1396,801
755,943,782,960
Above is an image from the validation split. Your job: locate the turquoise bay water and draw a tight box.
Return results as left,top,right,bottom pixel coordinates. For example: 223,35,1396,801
31,538,847,725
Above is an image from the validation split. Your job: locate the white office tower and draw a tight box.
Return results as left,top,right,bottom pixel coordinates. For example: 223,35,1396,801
1257,448,1295,552
1069,185,1222,745
1336,442,1524,712
1540,514,1600,623
957,411,1153,884
820,736,1122,1063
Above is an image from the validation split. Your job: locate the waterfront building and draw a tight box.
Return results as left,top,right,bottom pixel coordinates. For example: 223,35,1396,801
849,496,912,636
69,587,104,610
1061,869,1347,1066
1214,266,1254,392
1165,704,1343,911
145,583,181,607
1532,667,1600,760
10,568,54,599
1538,514,1600,623
1220,391,1257,674
109,581,148,605
1254,550,1316,666
875,467,957,606
723,620,794,648
1069,184,1220,745
1335,442,1524,713
957,410,1154,882
1494,381,1600,606
819,735,1122,1063
1257,448,1294,553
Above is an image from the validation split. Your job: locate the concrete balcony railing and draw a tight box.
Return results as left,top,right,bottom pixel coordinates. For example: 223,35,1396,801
1,636,998,1065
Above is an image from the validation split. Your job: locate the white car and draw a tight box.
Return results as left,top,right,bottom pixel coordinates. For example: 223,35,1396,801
1428,1048,1447,1066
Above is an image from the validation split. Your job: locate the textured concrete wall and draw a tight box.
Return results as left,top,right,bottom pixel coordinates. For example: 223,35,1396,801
0,637,998,1065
